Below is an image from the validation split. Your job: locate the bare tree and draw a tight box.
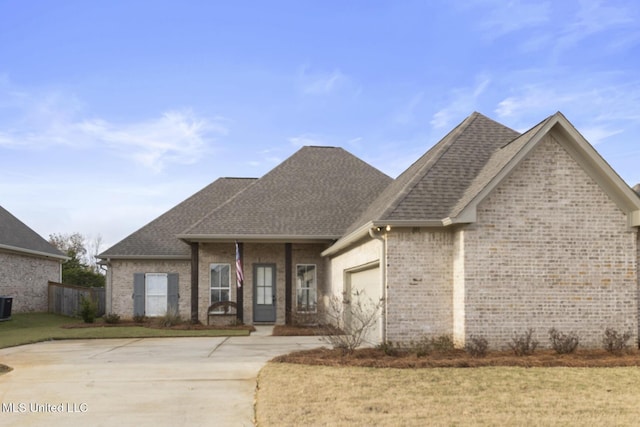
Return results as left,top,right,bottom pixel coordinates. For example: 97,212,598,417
321,289,383,354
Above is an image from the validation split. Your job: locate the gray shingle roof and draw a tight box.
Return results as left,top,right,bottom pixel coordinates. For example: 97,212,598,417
0,205,66,259
344,112,520,234
449,115,553,218
99,178,256,258
182,146,392,239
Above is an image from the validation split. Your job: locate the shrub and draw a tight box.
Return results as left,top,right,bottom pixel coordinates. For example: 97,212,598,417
509,328,538,356
377,341,402,357
103,313,121,324
548,328,579,354
160,311,182,328
320,290,383,354
465,335,489,358
602,328,632,355
78,295,97,323
408,336,432,358
133,314,147,323
431,335,455,354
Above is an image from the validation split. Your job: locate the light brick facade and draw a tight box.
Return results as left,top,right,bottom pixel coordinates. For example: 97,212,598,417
106,259,191,319
385,229,454,341
0,250,61,312
462,134,638,348
329,132,639,349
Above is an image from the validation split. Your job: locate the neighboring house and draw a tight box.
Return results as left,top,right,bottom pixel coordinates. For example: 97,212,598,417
0,205,67,312
100,112,640,348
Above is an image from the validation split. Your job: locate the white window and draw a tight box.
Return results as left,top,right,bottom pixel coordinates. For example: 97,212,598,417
296,264,317,312
145,273,168,317
210,264,231,310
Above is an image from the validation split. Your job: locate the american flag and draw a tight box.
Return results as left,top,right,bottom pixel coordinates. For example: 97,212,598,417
235,241,244,288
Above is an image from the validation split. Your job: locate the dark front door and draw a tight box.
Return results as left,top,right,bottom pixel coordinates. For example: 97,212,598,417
253,264,276,322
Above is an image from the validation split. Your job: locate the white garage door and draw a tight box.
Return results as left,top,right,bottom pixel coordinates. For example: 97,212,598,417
348,266,382,346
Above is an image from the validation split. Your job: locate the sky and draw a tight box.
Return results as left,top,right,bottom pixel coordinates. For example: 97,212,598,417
1,0,639,252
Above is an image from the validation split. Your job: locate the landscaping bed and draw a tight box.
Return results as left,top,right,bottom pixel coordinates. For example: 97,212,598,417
61,319,255,332
273,347,640,368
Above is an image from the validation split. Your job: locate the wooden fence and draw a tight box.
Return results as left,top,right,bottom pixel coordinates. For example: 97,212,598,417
48,281,106,318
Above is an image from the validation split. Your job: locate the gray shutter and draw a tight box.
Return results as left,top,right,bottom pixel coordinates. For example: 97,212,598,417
167,273,179,316
133,273,145,317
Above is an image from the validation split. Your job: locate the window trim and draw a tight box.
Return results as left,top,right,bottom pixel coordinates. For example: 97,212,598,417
296,264,317,313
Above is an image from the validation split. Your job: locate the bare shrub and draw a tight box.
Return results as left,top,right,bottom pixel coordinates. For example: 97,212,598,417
320,290,382,354
465,335,489,358
548,328,579,354
159,311,182,328
602,328,632,355
509,328,538,356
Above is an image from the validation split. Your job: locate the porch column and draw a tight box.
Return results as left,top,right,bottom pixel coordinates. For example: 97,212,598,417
236,241,244,321
285,242,292,324
190,242,199,323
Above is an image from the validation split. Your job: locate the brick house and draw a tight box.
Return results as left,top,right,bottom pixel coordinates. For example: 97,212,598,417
0,205,67,312
99,112,640,348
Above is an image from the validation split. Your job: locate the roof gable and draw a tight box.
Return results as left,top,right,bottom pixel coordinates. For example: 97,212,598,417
0,205,66,260
343,112,520,234
451,112,640,226
99,178,256,258
181,146,392,240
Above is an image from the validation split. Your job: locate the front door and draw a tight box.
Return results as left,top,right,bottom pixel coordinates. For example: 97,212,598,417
253,264,276,322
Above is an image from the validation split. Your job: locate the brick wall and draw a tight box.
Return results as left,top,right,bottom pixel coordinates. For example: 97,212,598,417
385,229,454,342
108,259,191,319
0,251,61,312
463,133,638,348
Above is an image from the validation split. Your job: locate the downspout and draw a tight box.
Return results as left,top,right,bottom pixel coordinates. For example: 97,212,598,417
103,258,112,314
369,226,388,343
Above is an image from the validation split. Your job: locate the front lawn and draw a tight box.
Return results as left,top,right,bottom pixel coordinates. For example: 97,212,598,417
0,313,250,349
256,363,640,426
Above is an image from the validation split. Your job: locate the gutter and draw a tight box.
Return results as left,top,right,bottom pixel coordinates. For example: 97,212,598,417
177,234,339,244
0,243,69,261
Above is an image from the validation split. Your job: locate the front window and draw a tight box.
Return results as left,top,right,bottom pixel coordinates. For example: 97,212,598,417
296,264,317,312
210,264,231,310
145,273,167,317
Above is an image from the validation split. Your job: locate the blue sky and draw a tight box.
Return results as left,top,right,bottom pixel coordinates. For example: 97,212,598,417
1,0,639,250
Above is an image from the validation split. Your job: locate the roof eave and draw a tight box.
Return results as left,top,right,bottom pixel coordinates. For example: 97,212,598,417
177,234,339,244
322,219,447,257
97,254,191,261
0,243,69,261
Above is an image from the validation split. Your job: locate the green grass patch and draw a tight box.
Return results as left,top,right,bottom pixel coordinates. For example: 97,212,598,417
0,313,249,349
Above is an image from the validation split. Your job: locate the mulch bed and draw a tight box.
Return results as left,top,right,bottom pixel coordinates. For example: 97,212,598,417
61,321,255,332
273,347,640,368
272,324,341,336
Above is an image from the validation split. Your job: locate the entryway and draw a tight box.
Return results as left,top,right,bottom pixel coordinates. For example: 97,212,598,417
253,264,276,322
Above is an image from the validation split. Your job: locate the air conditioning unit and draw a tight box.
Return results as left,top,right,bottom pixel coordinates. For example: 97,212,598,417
0,296,13,321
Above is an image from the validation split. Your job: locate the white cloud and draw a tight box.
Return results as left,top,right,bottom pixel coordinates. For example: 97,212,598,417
0,81,226,172
476,0,551,38
79,110,225,172
430,76,491,129
297,66,354,96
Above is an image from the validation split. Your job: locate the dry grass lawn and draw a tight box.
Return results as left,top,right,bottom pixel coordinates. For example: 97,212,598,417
256,363,640,426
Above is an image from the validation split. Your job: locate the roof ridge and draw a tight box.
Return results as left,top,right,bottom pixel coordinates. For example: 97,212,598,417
180,177,259,235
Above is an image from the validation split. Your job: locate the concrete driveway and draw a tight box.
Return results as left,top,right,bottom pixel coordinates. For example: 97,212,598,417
0,327,322,426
